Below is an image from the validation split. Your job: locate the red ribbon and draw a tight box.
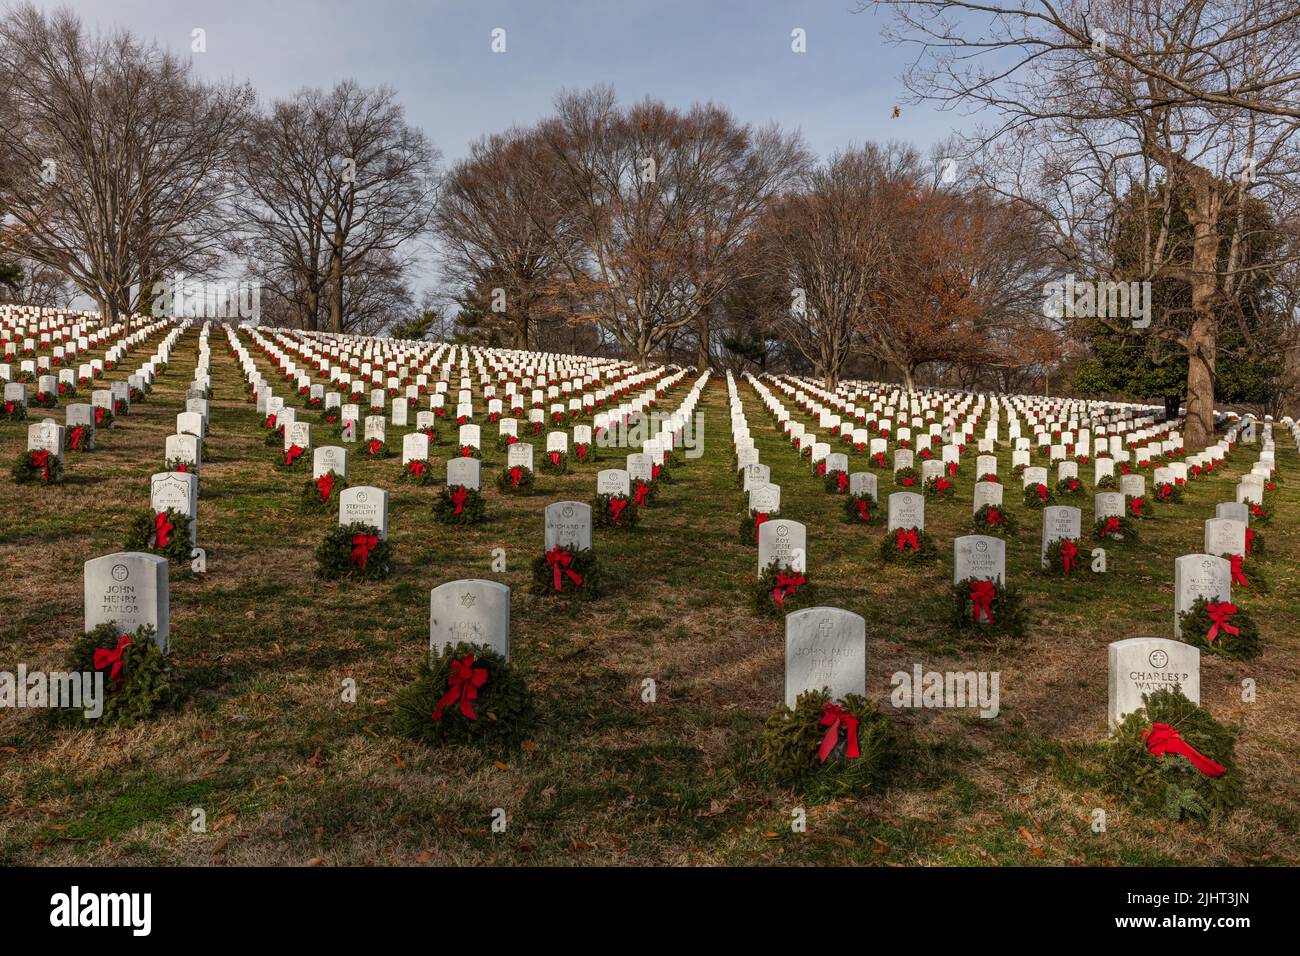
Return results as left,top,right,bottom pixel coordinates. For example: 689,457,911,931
407,459,427,478
509,465,523,489
1142,724,1226,777
93,635,133,682
1229,554,1247,587
351,532,379,569
460,446,474,457
1250,504,1265,518
1205,602,1239,643
985,507,1004,526
969,579,995,623
432,654,489,721
854,500,871,523
154,511,174,548
817,703,861,763
285,444,304,466
935,477,950,494
450,486,468,515
1245,528,1254,555
1060,540,1078,572
1130,497,1145,516
1159,483,1172,499
836,472,849,492
316,474,334,502
576,444,587,460
70,426,85,449
633,482,650,507
264,414,277,429
31,449,51,481
545,547,584,591
652,463,662,480
1036,483,1048,502
947,461,958,477
608,497,628,524
772,571,805,608
368,439,383,455
1101,516,1120,536
896,528,919,552
753,511,769,542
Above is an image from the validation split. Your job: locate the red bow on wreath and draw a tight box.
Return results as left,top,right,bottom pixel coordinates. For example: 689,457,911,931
508,465,523,489
1101,516,1120,536
772,571,805,608
836,472,849,493
652,463,662,480
896,528,919,552
1158,483,1172,499
969,579,995,623
550,452,561,465
853,500,871,523
545,547,584,591
93,635,133,682
3,400,13,414
506,435,517,445
947,461,959,477
1205,601,1239,643
1142,723,1225,777
351,532,379,569
1250,504,1265,518
985,507,1004,527
316,474,334,502
1036,483,1048,502
936,477,950,494
1228,554,1247,587
407,459,427,478
576,444,587,460
753,511,770,542
264,414,277,429
368,439,383,455
30,449,51,481
1060,540,1078,572
818,703,861,763
633,482,650,507
1129,497,1145,516
432,654,489,722
70,426,86,450
285,444,304,466
1245,528,1255,555
153,511,174,549
450,486,468,515
608,496,628,524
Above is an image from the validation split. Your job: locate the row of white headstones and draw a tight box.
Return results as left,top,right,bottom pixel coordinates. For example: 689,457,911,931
727,369,1281,733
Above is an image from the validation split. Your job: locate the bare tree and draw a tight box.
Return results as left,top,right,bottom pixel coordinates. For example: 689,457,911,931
0,4,253,322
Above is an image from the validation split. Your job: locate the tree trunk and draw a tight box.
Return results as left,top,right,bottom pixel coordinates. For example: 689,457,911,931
513,313,529,350
1183,172,1223,450
328,241,344,333
695,312,711,371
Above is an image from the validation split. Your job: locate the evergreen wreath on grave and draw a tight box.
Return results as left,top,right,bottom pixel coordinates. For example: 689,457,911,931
1104,687,1243,822
1177,596,1260,660
972,503,1016,537
364,438,390,459
741,508,773,544
30,390,57,408
630,479,655,510
1055,477,1086,498
824,469,850,494
14,368,35,382
416,425,437,444
1225,552,1269,594
951,576,1026,639
316,522,393,581
869,450,888,469
455,444,483,460
1244,526,1264,557
978,472,998,483
12,448,63,484
1012,461,1027,477
1022,482,1055,508
93,405,114,429
393,643,536,756
400,458,434,485
532,546,601,600
1154,481,1184,503
753,562,815,616
435,484,486,524
495,433,519,450
276,443,308,470
1095,474,1117,490
844,494,879,526
574,441,594,464
67,424,91,453
923,475,955,501
1127,495,1154,518
540,449,568,475
302,471,348,510
1042,537,1085,576
894,466,921,488
125,508,193,562
1,398,27,423
651,460,672,483
1093,514,1136,542
754,690,897,803
129,385,146,403
263,423,285,447
879,526,936,562
497,464,535,496
49,624,174,729
1246,502,1270,526
323,409,341,425
113,398,128,417
163,457,195,474
594,492,638,529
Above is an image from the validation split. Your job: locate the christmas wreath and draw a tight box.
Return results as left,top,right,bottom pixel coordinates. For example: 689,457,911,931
263,424,285,447
495,433,520,450
1246,502,1270,526
276,443,308,470
125,508,193,562
1095,474,1117,490
894,466,921,488
754,690,897,803
741,508,774,544
392,643,536,756
416,425,438,444
497,464,535,496
1154,481,1183,504
753,562,815,616
972,503,1016,537
1054,476,1086,498
49,624,174,729
455,444,483,460
30,390,57,409
978,472,998,483
1127,495,1153,518
540,449,568,475
316,522,393,581
951,576,1026,639
364,438,390,459
923,475,955,501
12,448,63,484
1042,537,1085,576
163,457,196,474
651,460,672,484
824,469,850,494
93,406,114,429
1,398,27,423
869,451,888,469
1244,526,1264,557
1022,482,1055,508
67,424,91,453
435,484,486,524
594,492,638,529
1093,514,1135,542
1104,687,1243,822
531,546,601,600
1177,596,1260,661
400,458,434,485
879,526,936,563
844,494,879,526
574,442,594,464
302,471,348,510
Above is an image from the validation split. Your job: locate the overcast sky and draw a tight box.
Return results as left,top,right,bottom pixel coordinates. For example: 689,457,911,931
52,0,976,297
